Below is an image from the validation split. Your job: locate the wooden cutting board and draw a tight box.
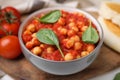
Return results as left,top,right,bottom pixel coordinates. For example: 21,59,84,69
0,12,120,80
0,44,120,80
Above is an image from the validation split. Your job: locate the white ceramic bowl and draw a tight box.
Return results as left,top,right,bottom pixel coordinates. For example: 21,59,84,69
18,7,104,75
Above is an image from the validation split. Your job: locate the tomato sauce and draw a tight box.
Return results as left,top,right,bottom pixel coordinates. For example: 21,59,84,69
22,10,99,61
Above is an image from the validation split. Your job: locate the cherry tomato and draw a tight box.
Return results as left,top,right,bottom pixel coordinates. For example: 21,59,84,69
0,6,21,36
0,28,6,38
0,9,4,20
1,21,20,35
1,6,21,20
0,35,22,59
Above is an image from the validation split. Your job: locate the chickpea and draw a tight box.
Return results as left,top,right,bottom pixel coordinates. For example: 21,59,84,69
81,51,89,57
78,13,84,16
32,19,39,24
67,30,75,37
77,22,82,26
69,18,74,22
47,47,54,53
23,30,32,35
81,26,88,32
74,42,82,50
59,28,67,35
65,38,74,49
64,53,74,61
57,27,62,31
77,22,84,29
32,33,37,38
68,22,75,27
76,55,81,59
70,35,80,42
40,44,45,49
62,13,66,17
86,44,95,52
27,24,36,32
62,38,68,45
31,46,42,55
31,38,40,46
57,17,65,25
74,35,80,42
71,26,79,32
26,41,33,49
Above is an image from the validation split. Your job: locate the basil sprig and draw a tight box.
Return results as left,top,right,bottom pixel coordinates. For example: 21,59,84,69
82,21,99,44
114,73,120,80
36,29,64,58
39,10,61,23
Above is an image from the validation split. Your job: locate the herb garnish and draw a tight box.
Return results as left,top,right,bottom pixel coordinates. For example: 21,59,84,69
82,21,99,44
36,29,64,58
39,10,61,23
114,72,120,80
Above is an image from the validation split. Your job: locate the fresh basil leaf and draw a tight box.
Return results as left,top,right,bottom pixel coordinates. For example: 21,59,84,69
82,22,99,44
40,10,61,23
36,29,58,45
114,73,120,80
36,28,64,58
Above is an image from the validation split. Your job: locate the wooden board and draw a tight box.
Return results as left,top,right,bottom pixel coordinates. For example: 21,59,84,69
0,44,120,80
0,12,120,80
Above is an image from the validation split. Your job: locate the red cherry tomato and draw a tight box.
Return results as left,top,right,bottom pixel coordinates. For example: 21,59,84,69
0,35,22,59
0,6,21,36
0,28,6,38
1,6,21,20
1,21,20,35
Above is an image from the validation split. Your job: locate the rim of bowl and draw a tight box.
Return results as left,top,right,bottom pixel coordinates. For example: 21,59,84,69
18,7,104,63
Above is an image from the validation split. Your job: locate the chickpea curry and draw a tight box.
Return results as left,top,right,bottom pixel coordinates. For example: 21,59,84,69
22,10,99,61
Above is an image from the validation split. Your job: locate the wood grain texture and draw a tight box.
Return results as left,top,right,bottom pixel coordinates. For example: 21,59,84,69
0,44,120,80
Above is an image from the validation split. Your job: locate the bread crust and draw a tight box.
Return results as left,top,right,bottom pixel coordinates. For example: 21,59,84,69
98,17,120,53
99,1,120,26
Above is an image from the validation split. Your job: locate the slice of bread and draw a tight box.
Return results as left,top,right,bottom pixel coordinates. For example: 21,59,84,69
98,17,120,53
99,1,120,26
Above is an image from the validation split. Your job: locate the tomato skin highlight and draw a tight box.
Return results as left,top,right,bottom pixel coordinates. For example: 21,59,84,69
0,35,22,59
